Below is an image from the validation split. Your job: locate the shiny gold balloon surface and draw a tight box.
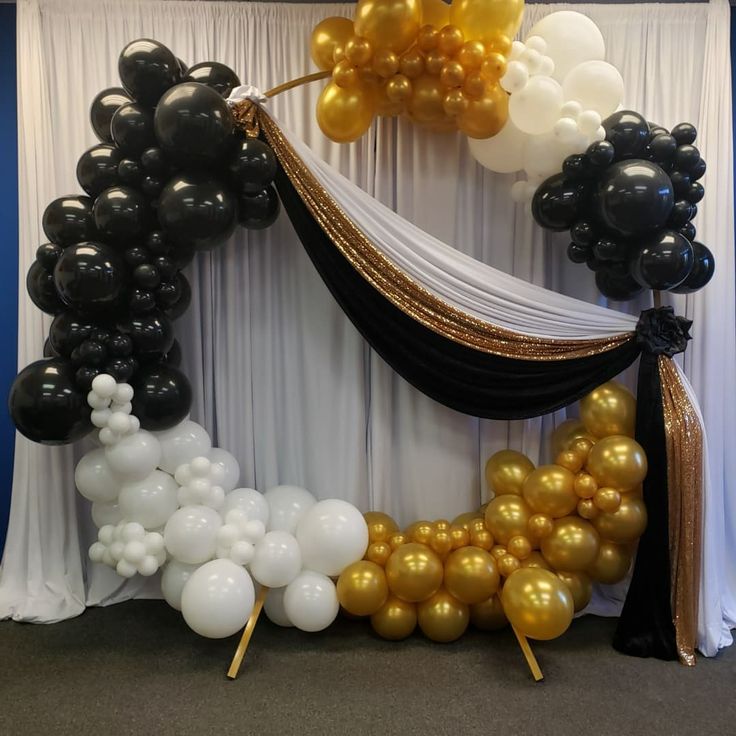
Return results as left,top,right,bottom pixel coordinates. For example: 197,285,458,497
501,568,574,641
371,595,417,640
317,81,376,143
593,496,647,544
593,487,622,513
365,511,400,543
485,494,532,545
574,472,598,499
421,0,451,28
431,529,453,558
522,465,578,518
407,74,452,128
337,560,390,616
385,542,444,602
310,16,355,70
365,541,392,566
576,498,599,520
452,511,481,529
586,435,648,490
556,449,584,474
450,0,525,43
540,516,600,571
580,381,636,439
557,571,593,612
484,450,534,496
417,588,469,642
470,594,507,630
507,535,532,560
444,546,500,604
521,550,552,570
551,419,593,457
354,0,422,54
449,524,470,549
498,553,521,577
587,541,632,584
469,527,493,550
527,513,554,539
389,532,408,550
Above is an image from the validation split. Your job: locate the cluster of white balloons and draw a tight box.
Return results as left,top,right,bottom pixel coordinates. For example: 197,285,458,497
79,375,370,640
469,11,625,202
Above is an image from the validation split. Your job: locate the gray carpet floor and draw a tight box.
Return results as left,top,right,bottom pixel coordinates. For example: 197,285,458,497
1,601,734,735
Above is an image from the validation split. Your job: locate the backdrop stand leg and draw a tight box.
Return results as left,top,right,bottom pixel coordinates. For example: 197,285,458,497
227,586,269,680
512,626,544,682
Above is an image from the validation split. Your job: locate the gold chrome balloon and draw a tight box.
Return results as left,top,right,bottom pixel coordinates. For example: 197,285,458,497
593,496,647,544
574,472,598,499
522,465,578,518
580,381,636,439
458,82,510,138
345,36,373,67
443,88,470,117
450,0,525,43
440,60,466,88
569,437,595,460
586,435,648,490
576,498,599,520
498,553,521,577
449,524,470,549
354,0,422,54
438,25,465,56
540,516,600,571
430,530,453,559
444,546,500,604
417,588,469,642
365,541,392,566
527,513,554,540
593,487,622,513
491,544,507,560
507,535,532,560
317,81,376,143
556,449,584,474
479,51,507,81
452,510,481,530
458,40,485,70
373,49,400,78
421,0,451,28
470,594,507,630
399,48,425,78
310,16,355,71
371,595,417,640
551,419,593,457
337,560,389,616
485,494,532,545
501,568,574,641
434,519,450,531
469,527,493,550
388,532,408,550
557,571,593,612
385,542,444,602
364,511,400,544
587,541,632,584
521,551,552,570
407,74,448,127
484,449,534,496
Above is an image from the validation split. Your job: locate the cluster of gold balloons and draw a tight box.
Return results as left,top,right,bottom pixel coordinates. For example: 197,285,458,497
310,0,525,142
336,380,648,644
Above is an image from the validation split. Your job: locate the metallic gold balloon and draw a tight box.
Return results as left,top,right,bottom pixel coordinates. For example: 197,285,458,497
574,472,598,499
373,49,400,78
485,495,532,545
388,532,408,550
501,568,574,640
469,517,488,535
440,60,466,88
586,435,648,490
587,541,632,584
449,524,470,549
450,0,524,42
485,450,535,496
507,535,532,560
364,511,400,543
345,36,373,67
371,595,417,640
444,546,500,604
452,510,482,529
438,25,465,56
337,560,389,616
412,521,434,545
434,519,450,531
540,516,600,572
594,487,622,513
385,74,413,103
333,60,359,88
469,528,493,550
317,81,376,143
522,465,578,518
443,88,470,116
417,25,440,52
365,541,392,566
593,496,647,544
580,381,636,439
480,51,507,81
457,82,508,138
425,50,448,76
527,513,554,539
417,588,469,642
486,32,512,56
431,530,453,559
385,542,444,602
551,419,594,457
577,499,599,520
569,437,595,460
557,570,593,612
399,48,425,78
491,544,507,560
521,551,552,570
421,0,451,28
556,450,584,474
498,554,521,577
407,74,451,128
458,40,485,70
310,16,355,71
354,0,422,54
470,594,507,630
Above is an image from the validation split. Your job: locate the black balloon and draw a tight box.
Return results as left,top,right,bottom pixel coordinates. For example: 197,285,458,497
595,160,674,237
111,102,156,157
646,134,677,165
154,82,234,167
184,61,241,97
602,111,649,159
531,174,587,232
118,158,143,185
48,312,96,356
76,145,122,197
93,185,149,244
131,363,192,431
671,123,697,146
690,158,706,181
53,242,128,312
118,39,180,107
90,87,132,143
238,186,281,230
667,200,694,229
43,337,58,358
595,269,644,301
134,263,161,289
129,288,157,314
670,242,715,294
75,365,102,391
140,147,168,175
26,260,65,314
107,332,133,357
164,273,191,320
124,245,151,267
585,140,615,168
570,220,596,247
9,358,92,444
687,182,704,204
629,230,694,290
42,196,96,247
165,339,182,367
680,222,697,241
36,243,63,271
593,238,628,262
158,172,237,250
674,144,700,172
562,153,593,180
118,309,175,358
670,170,691,197
105,357,138,382
567,242,590,264
229,139,278,193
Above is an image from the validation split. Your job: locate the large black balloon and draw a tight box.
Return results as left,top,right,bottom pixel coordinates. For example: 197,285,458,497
42,196,96,247
76,144,122,197
238,186,280,230
53,242,128,312
118,309,175,358
603,110,650,159
131,363,192,430
26,260,65,314
629,230,694,290
595,269,644,301
595,160,674,237
531,174,587,232
670,242,715,294
158,172,237,250
93,186,150,244
229,138,278,194
110,102,156,157
118,39,181,107
153,82,234,167
48,312,97,356
9,358,92,444
90,87,132,143
184,61,241,97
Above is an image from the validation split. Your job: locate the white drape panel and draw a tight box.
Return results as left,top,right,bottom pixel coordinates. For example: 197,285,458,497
2,0,733,656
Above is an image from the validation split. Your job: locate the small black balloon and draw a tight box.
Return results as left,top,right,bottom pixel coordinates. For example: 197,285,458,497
567,242,590,264
570,220,596,247
155,280,181,308
140,147,167,175
602,110,649,159
111,102,156,157
118,158,143,184
647,134,677,164
667,200,694,229
90,87,133,143
593,238,628,262
93,185,149,244
229,139,278,194
105,357,138,382
146,230,168,255
153,256,176,281
107,332,134,357
674,144,701,172
141,174,164,198
690,158,706,182
238,185,281,230
134,263,161,289
118,309,175,358
9,358,93,444
532,174,587,232
670,242,715,294
118,38,181,107
131,363,192,431
164,273,191,321
26,260,65,315
75,366,102,391
686,182,704,204
42,196,96,247
561,153,593,180
671,123,697,146
129,288,157,313
48,312,96,356
184,61,241,97
680,222,697,241
586,140,615,168
77,340,108,367
165,339,182,367
124,246,151,267
76,144,122,197
648,124,669,139
670,170,691,198
629,229,694,290
36,243,63,272
595,269,644,301
586,255,605,272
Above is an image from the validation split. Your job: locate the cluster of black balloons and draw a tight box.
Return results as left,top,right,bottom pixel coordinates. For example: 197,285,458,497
11,39,281,444
532,110,714,301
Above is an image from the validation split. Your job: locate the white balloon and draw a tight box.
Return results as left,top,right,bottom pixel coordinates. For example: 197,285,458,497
208,448,240,492
154,420,212,474
118,470,179,529
113,383,134,404
263,586,293,628
91,500,123,527
523,132,571,180
295,499,369,577
91,374,117,399
520,48,543,75
578,109,603,136
553,116,580,145
105,430,162,482
500,60,528,94
88,542,105,563
116,559,137,578
222,488,270,526
74,448,121,503
509,76,563,135
249,530,302,588
91,408,112,429
529,11,605,82
87,391,110,410
181,559,255,638
283,571,339,632
264,485,316,534
468,119,527,174
562,60,624,118
161,560,200,610
560,100,583,120
524,35,547,54
164,505,222,564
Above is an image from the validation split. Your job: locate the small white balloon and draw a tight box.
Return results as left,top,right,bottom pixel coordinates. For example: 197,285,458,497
264,485,316,534
113,383,134,404
98,427,116,446
553,116,580,144
243,519,266,542
91,374,117,399
208,448,241,493
108,412,132,435
524,35,547,54
105,430,162,482
174,464,192,486
75,448,121,503
578,109,603,136
560,100,583,120
230,540,255,566
161,560,200,611
88,542,106,563
190,456,211,477
250,531,302,588
119,470,179,530
263,586,293,628
122,522,146,543
283,571,339,633
116,559,138,578
87,391,111,410
128,416,140,434
509,75,564,135
109,541,125,562
91,500,123,528
217,524,241,548
468,119,527,174
124,540,147,564
144,532,165,555
222,488,270,526
110,401,133,415
509,40,525,60
523,132,569,180
154,420,212,475
91,409,112,429
164,505,222,564
500,60,529,94
562,60,624,118
98,525,115,546
137,556,160,576
538,56,555,78
520,48,543,74
593,125,606,142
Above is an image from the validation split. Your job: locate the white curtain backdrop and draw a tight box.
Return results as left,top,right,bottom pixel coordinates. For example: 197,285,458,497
2,0,734,656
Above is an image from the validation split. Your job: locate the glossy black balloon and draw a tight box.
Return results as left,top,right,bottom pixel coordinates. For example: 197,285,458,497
36,243,63,272
124,246,151,267
670,242,715,294
134,263,161,289
669,170,691,198
130,288,157,314
629,230,694,290
229,139,278,193
531,174,587,232
674,145,700,172
107,332,133,357
111,102,156,157
667,200,694,229
671,123,697,146
164,273,191,320
165,339,182,367
43,337,58,358
690,158,706,181
184,61,241,97
118,309,175,358
238,185,281,230
42,196,96,247
154,82,234,167
158,172,237,250
90,87,132,143
118,39,181,107
49,312,96,356
155,280,181,308
680,222,697,241
131,363,192,430
93,185,149,244
602,110,649,159
105,357,138,382
595,269,644,301
118,158,143,185
140,147,167,175
686,182,704,204
585,140,615,168
593,238,628,262
75,340,108,367
570,220,596,247
646,134,677,165
9,358,93,444
567,242,590,264
76,145,122,197
75,366,102,391
562,153,593,180
26,260,65,314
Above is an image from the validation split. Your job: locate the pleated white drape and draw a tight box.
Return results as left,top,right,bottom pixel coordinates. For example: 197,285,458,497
2,0,734,656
